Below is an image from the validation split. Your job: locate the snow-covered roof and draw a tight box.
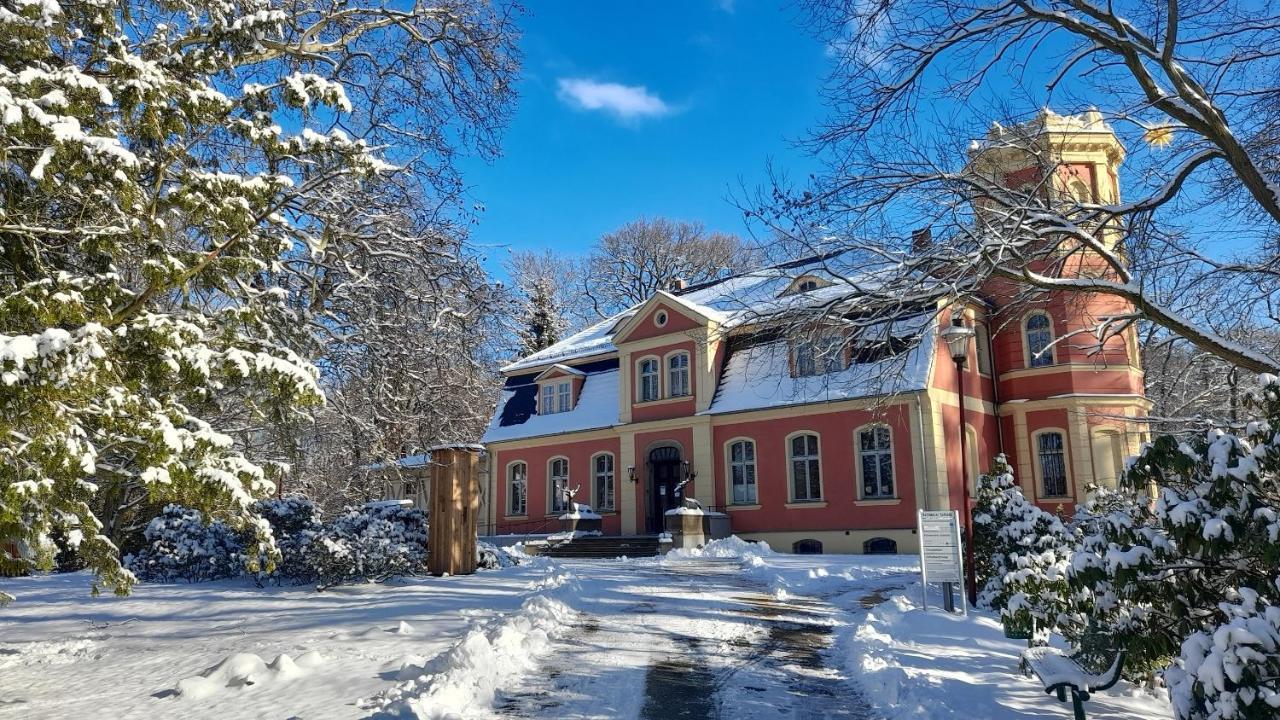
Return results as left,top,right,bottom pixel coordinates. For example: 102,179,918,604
481,369,620,444
500,251,899,374
534,363,585,380
703,317,936,416
502,313,627,373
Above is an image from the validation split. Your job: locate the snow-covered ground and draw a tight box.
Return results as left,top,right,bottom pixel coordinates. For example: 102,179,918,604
0,540,1173,720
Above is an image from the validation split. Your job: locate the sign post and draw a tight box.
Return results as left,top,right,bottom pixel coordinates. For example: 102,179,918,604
917,509,967,615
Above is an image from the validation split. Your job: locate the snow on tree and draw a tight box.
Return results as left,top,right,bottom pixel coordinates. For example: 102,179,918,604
1068,376,1280,713
581,217,760,319
765,1,1280,376
972,454,1078,641
517,277,568,355
0,0,519,598
127,505,246,584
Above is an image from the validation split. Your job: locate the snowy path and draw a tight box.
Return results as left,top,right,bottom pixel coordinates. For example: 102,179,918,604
492,558,881,720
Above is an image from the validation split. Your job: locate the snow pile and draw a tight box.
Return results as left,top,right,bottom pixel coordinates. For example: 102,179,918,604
173,650,325,700
845,593,1172,719
558,503,602,520
667,535,775,561
368,569,578,718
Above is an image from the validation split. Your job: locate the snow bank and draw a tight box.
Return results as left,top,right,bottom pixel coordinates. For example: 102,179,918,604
368,568,578,718
844,592,1172,719
173,650,325,700
669,537,917,599
667,535,775,560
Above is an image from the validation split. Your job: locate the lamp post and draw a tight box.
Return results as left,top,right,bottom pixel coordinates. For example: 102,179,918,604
940,319,978,608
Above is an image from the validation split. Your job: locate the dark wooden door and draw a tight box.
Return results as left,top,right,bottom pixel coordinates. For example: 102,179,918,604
647,447,681,533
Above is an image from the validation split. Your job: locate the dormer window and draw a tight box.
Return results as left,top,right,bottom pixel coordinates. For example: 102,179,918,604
540,380,573,414
783,275,831,296
793,334,846,377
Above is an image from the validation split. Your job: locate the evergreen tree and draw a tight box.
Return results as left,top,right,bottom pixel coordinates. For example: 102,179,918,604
0,0,517,602
518,277,567,355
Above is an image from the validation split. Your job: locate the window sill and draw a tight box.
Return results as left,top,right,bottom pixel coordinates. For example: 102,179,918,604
854,497,902,506
785,501,828,509
594,510,617,516
634,395,692,407
1038,495,1072,501
503,515,529,521
726,504,761,511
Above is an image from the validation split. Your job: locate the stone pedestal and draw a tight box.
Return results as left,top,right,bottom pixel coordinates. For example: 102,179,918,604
663,499,729,550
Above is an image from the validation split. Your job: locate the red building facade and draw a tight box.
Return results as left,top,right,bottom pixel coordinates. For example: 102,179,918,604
481,111,1150,553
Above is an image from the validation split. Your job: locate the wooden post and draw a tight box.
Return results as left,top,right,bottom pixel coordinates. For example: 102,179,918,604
427,444,482,576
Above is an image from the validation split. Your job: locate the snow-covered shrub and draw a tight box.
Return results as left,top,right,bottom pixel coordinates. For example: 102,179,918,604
1167,586,1280,720
1069,376,1280,713
127,505,246,583
477,541,516,570
251,497,324,584
972,454,1077,640
306,502,429,588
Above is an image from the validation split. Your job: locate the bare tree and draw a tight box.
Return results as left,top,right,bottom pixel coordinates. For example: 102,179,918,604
582,218,761,318
764,0,1280,374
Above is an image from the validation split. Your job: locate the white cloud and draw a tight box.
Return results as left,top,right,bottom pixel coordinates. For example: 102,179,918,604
555,78,672,121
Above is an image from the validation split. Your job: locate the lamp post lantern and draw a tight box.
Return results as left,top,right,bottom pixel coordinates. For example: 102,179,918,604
940,318,978,607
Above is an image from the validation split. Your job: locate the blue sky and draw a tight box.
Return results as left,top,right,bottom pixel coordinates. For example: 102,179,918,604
460,2,830,272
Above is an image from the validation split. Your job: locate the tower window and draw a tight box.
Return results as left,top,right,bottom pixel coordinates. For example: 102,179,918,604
1025,313,1055,368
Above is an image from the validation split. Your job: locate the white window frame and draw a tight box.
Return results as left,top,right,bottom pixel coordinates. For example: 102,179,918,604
1025,312,1055,368
548,456,570,514
592,453,615,511
786,431,823,502
540,383,555,414
507,461,527,517
725,438,758,505
666,351,690,398
637,356,661,402
556,381,571,413
856,424,895,499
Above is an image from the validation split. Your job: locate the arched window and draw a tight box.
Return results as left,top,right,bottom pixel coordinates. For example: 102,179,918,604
593,454,615,511
789,433,822,501
793,539,823,554
638,357,660,401
549,457,570,513
1037,432,1068,497
667,352,690,397
863,537,898,554
728,439,757,505
507,462,527,516
1025,313,1055,368
974,323,992,375
858,426,895,499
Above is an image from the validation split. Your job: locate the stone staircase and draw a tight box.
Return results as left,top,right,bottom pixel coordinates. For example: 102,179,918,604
539,535,662,559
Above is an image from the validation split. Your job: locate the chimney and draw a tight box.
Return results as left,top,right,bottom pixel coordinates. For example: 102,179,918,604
911,227,932,255
669,277,687,292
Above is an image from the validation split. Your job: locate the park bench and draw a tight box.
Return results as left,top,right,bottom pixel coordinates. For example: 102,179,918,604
1021,646,1126,720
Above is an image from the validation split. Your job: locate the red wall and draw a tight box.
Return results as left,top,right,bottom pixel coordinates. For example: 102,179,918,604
494,436,622,535
712,405,919,533
630,339,699,423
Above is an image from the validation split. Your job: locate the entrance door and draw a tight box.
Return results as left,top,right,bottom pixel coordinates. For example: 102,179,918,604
647,446,682,534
